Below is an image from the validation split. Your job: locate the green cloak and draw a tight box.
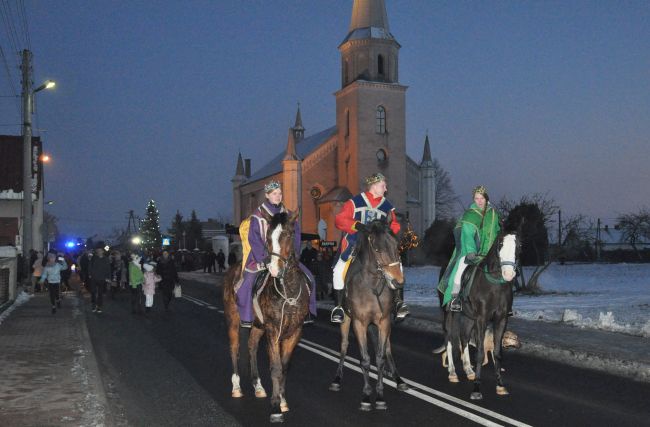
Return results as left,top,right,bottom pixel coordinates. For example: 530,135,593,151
437,202,500,305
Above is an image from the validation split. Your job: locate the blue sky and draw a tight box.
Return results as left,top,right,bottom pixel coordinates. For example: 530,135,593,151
1,0,649,238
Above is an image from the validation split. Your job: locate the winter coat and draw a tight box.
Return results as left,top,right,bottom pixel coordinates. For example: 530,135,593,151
156,258,178,286
129,262,144,288
39,261,68,284
32,257,44,277
89,255,111,282
438,202,500,305
143,271,161,295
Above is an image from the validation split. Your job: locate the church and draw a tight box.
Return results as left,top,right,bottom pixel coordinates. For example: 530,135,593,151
232,0,436,243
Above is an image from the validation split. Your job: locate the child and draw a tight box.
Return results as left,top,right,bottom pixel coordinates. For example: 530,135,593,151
39,252,68,314
129,254,144,314
142,263,161,313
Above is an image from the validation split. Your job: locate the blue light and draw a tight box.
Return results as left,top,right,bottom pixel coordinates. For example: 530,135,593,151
65,241,75,248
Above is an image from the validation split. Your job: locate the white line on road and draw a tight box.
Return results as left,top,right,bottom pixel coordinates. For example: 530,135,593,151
181,292,531,427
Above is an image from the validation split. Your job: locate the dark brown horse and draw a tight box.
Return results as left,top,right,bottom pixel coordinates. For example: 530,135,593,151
442,217,521,400
223,211,310,423
329,219,409,411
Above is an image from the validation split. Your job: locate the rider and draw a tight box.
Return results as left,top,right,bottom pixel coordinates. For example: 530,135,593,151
330,172,409,323
438,185,500,312
236,180,317,328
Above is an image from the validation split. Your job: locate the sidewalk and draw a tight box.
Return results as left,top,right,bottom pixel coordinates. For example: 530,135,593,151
0,287,110,426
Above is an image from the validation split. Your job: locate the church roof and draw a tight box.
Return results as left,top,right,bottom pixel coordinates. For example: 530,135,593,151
247,126,337,183
340,0,397,46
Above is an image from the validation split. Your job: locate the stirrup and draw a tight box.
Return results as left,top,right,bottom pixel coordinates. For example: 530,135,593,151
330,306,344,324
395,302,410,320
239,320,253,329
449,297,462,312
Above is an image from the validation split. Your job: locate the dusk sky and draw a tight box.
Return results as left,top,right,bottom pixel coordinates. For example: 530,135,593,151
1,0,649,239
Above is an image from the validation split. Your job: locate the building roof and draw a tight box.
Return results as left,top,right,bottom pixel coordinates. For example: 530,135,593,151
340,0,397,45
0,135,43,195
246,126,337,183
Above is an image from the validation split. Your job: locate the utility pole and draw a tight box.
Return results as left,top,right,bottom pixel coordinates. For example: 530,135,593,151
596,218,601,262
558,209,562,247
21,49,33,281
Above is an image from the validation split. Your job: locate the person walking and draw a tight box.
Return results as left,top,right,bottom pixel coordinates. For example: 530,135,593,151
88,244,111,314
31,252,44,293
227,249,237,267
129,254,145,314
156,250,178,311
39,252,68,314
142,263,161,313
216,249,226,273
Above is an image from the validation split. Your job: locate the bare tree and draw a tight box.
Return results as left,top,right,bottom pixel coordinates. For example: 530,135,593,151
432,158,458,220
616,209,650,260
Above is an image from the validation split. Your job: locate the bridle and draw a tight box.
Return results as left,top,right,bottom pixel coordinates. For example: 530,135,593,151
367,234,402,296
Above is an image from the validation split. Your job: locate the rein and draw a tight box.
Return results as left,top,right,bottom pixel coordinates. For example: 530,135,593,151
268,253,310,344
365,235,401,315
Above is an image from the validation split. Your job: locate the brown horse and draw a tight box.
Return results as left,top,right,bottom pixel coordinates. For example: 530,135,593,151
223,210,310,423
329,219,409,411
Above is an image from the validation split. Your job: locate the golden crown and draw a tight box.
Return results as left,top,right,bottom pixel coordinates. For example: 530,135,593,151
472,185,488,197
365,172,386,186
264,180,281,193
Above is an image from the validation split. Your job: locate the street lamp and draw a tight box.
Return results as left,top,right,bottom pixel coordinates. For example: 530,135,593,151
21,47,56,282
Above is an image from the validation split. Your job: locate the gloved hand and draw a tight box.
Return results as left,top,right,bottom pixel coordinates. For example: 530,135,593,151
465,253,482,265
256,262,268,271
354,222,367,233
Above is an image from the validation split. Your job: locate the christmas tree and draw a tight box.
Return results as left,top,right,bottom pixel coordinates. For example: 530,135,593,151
140,200,162,251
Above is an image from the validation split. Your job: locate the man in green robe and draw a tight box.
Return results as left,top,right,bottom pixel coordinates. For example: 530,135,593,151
438,186,500,311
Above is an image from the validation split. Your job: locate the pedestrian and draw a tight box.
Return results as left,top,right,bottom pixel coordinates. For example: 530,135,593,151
216,249,226,272
78,250,92,294
31,252,44,293
330,172,409,323
39,252,68,314
227,249,237,267
314,252,333,300
142,263,161,313
300,241,318,274
437,185,500,312
88,243,111,314
129,254,144,314
156,250,178,311
59,252,72,292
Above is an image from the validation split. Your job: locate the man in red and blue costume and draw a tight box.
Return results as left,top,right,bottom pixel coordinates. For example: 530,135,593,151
330,173,410,323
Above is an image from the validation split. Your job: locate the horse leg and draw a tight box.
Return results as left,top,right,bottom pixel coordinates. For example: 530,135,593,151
385,337,408,391
352,319,373,411
374,317,390,410
224,296,243,398
460,318,476,381
278,331,302,413
267,333,284,423
493,316,510,396
248,325,267,398
470,319,487,400
445,313,459,383
329,315,351,391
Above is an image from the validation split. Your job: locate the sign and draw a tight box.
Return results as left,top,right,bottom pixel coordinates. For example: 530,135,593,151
162,237,171,246
320,241,337,248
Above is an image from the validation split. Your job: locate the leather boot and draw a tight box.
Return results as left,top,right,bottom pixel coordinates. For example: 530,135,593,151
394,288,410,321
330,289,345,323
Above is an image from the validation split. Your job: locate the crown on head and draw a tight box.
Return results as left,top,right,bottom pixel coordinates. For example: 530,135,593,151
472,185,488,197
264,180,281,193
365,172,386,186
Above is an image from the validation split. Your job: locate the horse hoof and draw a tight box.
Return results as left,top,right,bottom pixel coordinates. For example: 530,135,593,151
496,386,510,396
397,382,409,391
375,400,387,410
329,383,341,392
448,374,459,383
470,392,483,400
255,389,267,398
270,413,284,423
359,402,372,412
466,373,476,381
231,389,243,398
280,398,289,413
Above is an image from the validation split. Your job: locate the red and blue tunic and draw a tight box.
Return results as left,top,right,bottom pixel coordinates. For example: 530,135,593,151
335,192,400,261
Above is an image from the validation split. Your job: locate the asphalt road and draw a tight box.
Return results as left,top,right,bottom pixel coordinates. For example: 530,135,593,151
86,276,650,426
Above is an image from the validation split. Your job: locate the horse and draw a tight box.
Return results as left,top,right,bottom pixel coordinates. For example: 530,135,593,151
442,217,521,401
223,210,311,423
329,218,409,411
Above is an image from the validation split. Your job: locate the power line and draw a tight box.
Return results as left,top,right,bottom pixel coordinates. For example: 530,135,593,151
17,0,29,50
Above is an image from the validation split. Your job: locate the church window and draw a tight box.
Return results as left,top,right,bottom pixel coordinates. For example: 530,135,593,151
376,106,386,134
378,54,385,76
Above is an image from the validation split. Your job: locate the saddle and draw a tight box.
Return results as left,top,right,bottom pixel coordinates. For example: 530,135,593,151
459,265,479,301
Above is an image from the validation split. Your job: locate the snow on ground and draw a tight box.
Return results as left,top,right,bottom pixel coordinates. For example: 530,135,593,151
404,263,650,338
0,291,32,326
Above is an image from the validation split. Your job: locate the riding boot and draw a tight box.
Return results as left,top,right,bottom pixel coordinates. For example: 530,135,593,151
330,289,345,324
394,288,410,321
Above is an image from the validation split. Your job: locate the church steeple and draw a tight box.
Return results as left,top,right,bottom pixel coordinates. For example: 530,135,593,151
234,152,245,177
340,0,400,87
284,127,298,161
420,134,433,166
292,104,304,141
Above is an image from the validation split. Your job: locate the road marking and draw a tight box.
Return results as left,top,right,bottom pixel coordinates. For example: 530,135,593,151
182,292,530,427
300,338,531,427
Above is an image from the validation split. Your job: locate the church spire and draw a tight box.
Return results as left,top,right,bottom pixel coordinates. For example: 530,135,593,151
420,134,433,166
284,127,298,161
349,0,390,33
292,103,304,141
234,152,245,176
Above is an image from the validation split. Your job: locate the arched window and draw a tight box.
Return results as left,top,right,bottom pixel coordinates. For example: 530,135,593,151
376,106,386,134
378,54,385,76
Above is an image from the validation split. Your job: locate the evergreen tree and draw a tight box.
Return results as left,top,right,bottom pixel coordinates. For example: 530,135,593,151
188,210,203,250
141,200,162,251
168,210,185,250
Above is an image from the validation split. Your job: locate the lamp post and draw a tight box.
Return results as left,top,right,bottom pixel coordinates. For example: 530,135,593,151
21,48,55,280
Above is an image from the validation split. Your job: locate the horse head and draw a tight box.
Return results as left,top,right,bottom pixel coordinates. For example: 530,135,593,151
265,210,299,278
363,219,404,286
497,216,523,282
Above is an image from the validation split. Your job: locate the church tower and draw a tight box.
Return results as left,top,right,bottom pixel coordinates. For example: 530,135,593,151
419,134,436,235
335,0,407,211
231,152,246,223
282,128,302,216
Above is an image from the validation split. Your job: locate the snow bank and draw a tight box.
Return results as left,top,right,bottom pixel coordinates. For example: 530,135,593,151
0,291,32,326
